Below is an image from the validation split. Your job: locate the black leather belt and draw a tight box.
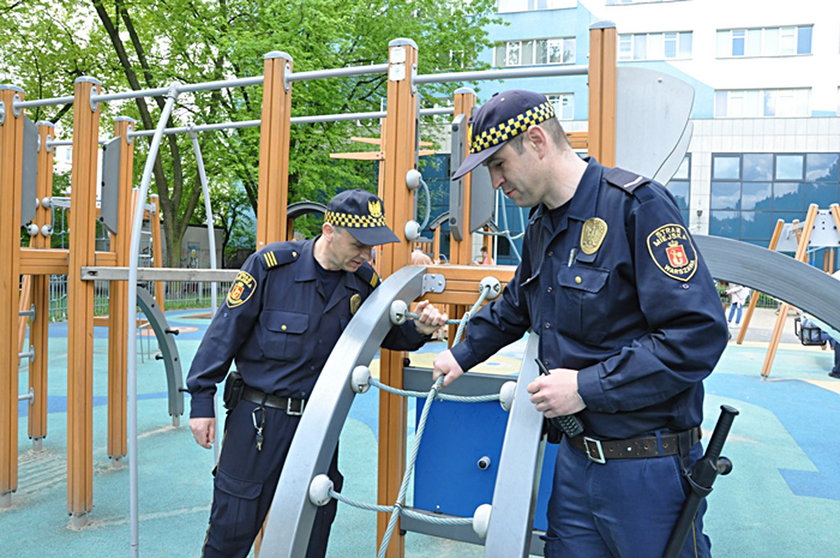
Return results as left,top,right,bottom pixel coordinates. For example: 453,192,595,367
242,386,306,416
568,427,701,464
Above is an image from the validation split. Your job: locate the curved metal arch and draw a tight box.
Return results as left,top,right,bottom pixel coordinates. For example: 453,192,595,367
259,266,427,557
135,286,183,420
286,200,327,221
696,235,840,331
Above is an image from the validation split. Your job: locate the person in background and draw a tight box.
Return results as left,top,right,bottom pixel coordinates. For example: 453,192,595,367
479,245,495,265
725,282,750,328
187,189,448,558
431,89,728,558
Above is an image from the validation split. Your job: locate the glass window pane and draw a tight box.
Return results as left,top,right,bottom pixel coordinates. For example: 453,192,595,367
619,36,632,60
732,30,745,56
715,91,727,117
803,182,839,208
710,210,739,237
506,42,521,66
664,33,677,58
773,182,805,211
494,44,506,67
806,153,839,182
741,211,779,241
711,181,741,209
564,38,576,63
667,180,689,210
521,40,534,65
673,155,690,179
633,34,646,60
536,40,547,64
713,155,741,179
779,26,796,55
716,31,729,57
742,154,773,180
764,27,779,55
741,182,772,210
745,29,761,57
648,33,664,59
797,26,812,54
776,154,804,179
679,32,692,58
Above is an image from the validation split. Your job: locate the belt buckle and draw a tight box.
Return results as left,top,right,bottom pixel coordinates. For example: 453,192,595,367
583,436,606,464
285,398,305,416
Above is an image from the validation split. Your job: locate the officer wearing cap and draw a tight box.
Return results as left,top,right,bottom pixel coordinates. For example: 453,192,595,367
188,189,447,558
432,90,728,557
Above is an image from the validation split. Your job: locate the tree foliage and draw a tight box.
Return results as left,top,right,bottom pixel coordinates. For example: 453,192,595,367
0,0,498,266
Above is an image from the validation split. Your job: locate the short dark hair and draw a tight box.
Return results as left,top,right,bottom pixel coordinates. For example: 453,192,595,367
508,117,569,153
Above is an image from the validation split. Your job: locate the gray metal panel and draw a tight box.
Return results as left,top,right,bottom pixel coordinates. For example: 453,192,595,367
21,116,37,226
259,266,427,558
81,266,238,282
99,137,121,235
655,121,693,186
484,333,543,558
449,114,467,241
615,67,694,179
696,234,840,331
135,287,184,418
400,515,546,556
469,165,495,233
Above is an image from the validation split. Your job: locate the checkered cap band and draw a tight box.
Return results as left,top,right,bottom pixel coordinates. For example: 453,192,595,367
324,210,387,229
470,101,555,154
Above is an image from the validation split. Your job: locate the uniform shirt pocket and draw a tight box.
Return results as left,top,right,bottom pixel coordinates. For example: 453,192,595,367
259,310,309,361
556,265,611,344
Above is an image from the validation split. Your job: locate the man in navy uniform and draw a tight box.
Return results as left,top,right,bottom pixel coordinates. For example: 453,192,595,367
188,189,447,558
432,90,728,557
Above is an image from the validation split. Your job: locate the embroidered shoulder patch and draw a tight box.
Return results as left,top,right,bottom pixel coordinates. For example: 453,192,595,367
646,224,698,282
226,270,257,308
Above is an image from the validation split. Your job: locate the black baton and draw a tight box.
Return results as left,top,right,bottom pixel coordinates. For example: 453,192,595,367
663,404,739,558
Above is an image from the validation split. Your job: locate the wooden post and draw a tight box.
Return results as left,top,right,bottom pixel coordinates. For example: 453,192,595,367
0,85,25,508
150,194,165,308
588,22,617,166
446,89,477,345
256,51,293,248
66,77,102,524
736,219,784,345
377,38,418,558
107,117,135,459
28,121,56,449
760,204,819,378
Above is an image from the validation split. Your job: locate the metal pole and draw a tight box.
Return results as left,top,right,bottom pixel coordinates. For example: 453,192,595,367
126,84,180,558
414,64,589,84
286,63,389,83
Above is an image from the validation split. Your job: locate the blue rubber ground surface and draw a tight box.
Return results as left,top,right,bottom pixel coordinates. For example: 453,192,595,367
3,309,839,557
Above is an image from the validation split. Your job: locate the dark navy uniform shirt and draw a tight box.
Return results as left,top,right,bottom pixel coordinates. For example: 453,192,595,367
451,158,728,439
187,237,428,418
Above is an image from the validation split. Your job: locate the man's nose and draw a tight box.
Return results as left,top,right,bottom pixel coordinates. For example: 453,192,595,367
490,169,504,190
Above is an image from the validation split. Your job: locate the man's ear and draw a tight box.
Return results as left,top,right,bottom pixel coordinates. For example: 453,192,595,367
322,222,334,241
525,125,548,157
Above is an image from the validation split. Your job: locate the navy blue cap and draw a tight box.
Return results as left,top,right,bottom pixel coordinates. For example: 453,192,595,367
451,90,556,180
324,189,399,245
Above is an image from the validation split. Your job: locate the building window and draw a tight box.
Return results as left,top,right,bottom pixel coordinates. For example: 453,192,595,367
716,25,812,58
618,32,692,61
494,37,576,67
547,93,574,119
714,88,810,118
666,154,691,224
709,153,840,244
497,0,575,12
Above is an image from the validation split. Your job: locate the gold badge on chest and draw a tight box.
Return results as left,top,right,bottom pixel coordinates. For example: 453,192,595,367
350,293,362,315
580,217,608,255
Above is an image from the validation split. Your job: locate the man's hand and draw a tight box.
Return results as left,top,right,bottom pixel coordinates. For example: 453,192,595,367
190,417,216,449
432,349,464,387
412,300,449,336
527,368,586,417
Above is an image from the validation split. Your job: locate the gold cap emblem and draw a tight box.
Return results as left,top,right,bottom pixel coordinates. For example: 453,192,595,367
368,200,383,218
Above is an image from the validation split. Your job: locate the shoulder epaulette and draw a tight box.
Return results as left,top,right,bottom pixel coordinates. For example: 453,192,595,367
259,245,300,270
604,167,650,193
356,263,380,288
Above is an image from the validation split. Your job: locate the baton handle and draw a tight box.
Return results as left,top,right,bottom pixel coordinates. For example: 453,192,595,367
704,404,739,462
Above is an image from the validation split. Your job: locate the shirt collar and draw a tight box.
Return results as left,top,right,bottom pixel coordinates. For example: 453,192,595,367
533,156,603,231
294,238,319,282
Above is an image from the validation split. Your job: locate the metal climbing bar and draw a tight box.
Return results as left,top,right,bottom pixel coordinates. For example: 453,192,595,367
258,266,430,557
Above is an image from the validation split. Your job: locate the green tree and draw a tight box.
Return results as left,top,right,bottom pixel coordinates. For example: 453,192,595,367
0,0,498,266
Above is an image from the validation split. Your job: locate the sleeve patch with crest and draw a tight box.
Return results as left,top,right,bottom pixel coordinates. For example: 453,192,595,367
226,270,257,308
646,224,698,282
